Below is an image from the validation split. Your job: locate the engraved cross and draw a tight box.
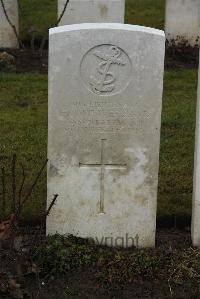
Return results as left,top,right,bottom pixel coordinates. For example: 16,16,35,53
79,139,127,214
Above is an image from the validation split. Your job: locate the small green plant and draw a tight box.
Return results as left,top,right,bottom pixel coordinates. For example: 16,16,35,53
37,235,168,283
37,235,95,274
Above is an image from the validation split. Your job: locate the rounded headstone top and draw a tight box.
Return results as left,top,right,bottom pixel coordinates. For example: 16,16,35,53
49,23,165,38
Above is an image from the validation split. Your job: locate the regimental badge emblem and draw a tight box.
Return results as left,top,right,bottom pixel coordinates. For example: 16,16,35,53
81,44,132,96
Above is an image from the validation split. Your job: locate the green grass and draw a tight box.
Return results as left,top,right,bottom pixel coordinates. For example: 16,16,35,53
0,73,47,220
159,70,197,217
0,0,197,220
19,0,57,41
18,0,165,41
125,0,165,30
0,70,197,220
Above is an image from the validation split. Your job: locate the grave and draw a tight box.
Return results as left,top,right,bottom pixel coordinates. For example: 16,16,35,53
58,0,125,25
192,50,200,246
0,0,19,48
47,23,165,248
165,0,200,46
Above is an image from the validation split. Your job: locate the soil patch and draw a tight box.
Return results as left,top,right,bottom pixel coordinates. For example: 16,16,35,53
165,43,199,70
1,228,200,299
0,48,48,73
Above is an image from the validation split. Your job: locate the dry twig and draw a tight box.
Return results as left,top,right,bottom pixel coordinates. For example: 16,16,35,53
55,0,70,27
11,154,17,214
29,194,59,257
18,159,48,214
39,0,70,56
1,167,6,218
18,163,26,215
46,194,58,217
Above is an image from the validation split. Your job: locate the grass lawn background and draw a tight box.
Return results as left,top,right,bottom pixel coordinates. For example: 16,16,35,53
0,0,198,221
19,0,165,41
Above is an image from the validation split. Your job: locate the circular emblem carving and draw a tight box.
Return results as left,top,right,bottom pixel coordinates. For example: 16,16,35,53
80,44,132,96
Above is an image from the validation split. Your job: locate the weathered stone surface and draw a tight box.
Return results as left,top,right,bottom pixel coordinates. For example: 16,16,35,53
192,50,200,246
58,0,125,25
47,23,165,248
0,0,19,49
165,0,200,46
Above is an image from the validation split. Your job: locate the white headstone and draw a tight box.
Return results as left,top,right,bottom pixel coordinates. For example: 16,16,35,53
47,23,165,248
58,0,125,25
165,0,200,46
192,50,200,246
0,0,19,48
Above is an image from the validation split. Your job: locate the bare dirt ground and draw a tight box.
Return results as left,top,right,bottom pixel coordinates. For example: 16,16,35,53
1,227,200,299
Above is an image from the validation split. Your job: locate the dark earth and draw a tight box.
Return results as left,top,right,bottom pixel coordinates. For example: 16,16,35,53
1,227,200,299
